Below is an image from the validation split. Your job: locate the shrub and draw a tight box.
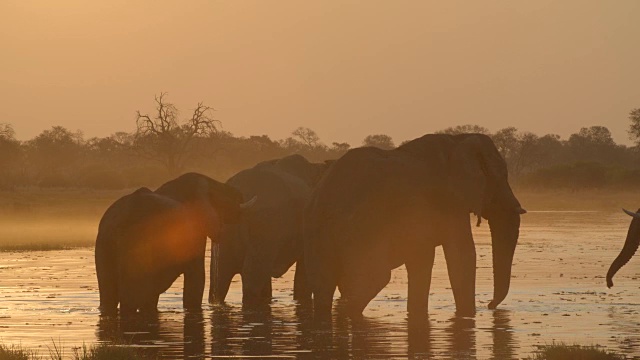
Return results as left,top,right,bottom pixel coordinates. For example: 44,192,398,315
0,344,35,360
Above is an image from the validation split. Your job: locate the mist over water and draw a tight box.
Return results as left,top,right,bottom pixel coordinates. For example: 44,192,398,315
0,211,638,358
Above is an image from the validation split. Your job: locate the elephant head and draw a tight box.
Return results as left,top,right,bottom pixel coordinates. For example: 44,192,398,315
448,134,525,309
606,208,640,288
155,172,255,240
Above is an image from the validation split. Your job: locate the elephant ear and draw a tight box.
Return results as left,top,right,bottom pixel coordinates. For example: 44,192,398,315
448,135,490,217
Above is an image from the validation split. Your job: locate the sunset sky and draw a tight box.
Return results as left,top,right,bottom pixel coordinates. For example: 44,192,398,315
2,1,639,145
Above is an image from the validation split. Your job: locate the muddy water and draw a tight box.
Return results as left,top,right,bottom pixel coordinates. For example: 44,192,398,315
0,211,638,359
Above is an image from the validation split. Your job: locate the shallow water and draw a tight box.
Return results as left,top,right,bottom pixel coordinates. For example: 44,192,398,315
0,211,638,359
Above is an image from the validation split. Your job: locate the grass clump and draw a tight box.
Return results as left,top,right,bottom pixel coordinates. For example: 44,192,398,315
0,344,37,360
69,343,155,360
527,343,626,360
0,342,155,360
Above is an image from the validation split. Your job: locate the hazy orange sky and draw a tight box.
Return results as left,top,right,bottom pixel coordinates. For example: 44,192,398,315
2,1,639,145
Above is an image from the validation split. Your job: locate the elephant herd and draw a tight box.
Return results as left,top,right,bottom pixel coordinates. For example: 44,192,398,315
95,133,639,321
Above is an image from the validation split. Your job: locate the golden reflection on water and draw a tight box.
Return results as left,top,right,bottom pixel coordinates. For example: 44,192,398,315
0,211,638,358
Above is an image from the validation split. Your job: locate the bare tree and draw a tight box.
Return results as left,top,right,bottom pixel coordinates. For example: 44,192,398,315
291,127,321,147
134,93,220,175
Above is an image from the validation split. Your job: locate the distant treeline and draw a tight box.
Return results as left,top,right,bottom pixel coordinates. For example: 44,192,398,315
1,96,639,190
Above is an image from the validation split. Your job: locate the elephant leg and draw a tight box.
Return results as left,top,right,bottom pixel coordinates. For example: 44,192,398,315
95,244,118,315
308,257,337,323
117,264,141,316
442,219,476,316
313,280,337,323
293,258,312,302
119,305,137,316
406,246,435,316
306,230,339,322
139,294,160,315
184,255,206,310
119,296,138,316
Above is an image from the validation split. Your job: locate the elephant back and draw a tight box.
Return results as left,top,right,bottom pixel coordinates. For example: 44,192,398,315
97,188,161,238
309,147,439,216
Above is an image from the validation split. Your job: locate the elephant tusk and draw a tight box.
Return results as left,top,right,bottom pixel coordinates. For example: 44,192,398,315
622,208,640,218
240,196,258,209
514,207,527,215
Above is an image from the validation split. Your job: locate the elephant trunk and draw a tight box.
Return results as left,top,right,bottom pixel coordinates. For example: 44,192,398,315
606,208,640,288
209,241,239,304
487,211,520,310
241,249,274,306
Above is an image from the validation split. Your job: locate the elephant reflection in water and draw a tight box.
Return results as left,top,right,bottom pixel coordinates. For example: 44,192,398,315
445,317,476,359
295,300,518,359
96,311,205,359
490,309,517,360
210,305,275,357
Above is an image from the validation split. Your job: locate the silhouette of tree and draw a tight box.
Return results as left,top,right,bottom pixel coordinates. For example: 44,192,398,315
492,127,543,176
362,134,395,149
627,108,640,146
134,93,220,175
0,123,15,139
291,127,321,147
279,137,306,153
530,133,564,168
571,126,615,146
87,132,133,154
492,127,520,160
331,142,351,152
437,124,490,135
26,126,84,185
567,126,620,165
0,123,21,187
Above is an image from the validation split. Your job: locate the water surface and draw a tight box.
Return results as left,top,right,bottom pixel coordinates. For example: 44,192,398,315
0,211,638,358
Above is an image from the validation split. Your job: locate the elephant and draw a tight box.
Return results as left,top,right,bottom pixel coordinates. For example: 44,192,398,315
606,208,640,288
95,172,255,316
303,133,526,320
209,154,329,305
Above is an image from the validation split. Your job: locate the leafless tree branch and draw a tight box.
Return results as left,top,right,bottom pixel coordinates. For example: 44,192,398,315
133,93,221,175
